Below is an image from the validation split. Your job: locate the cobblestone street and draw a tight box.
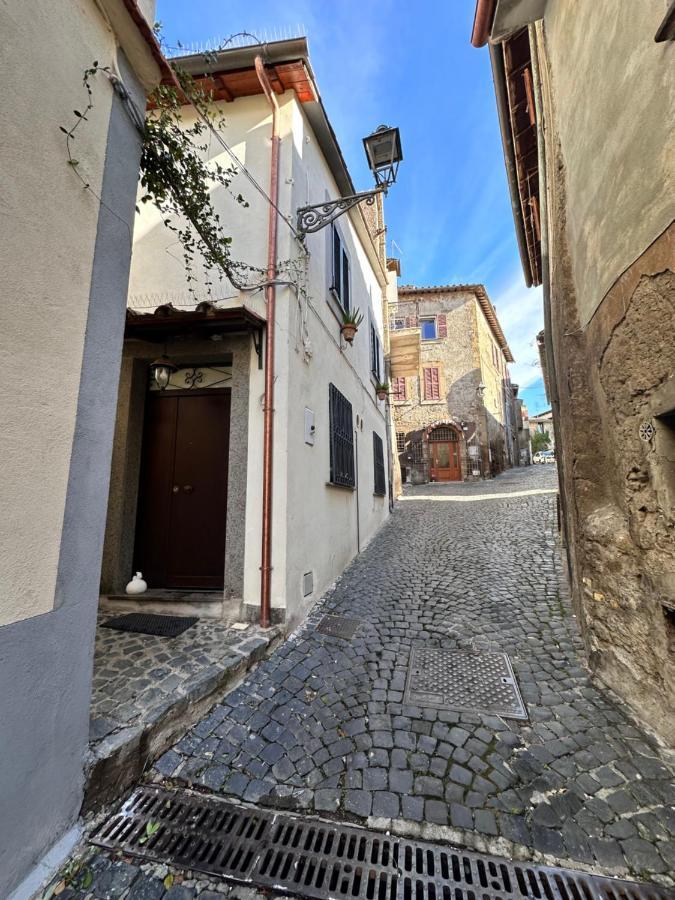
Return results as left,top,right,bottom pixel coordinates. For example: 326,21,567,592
63,467,675,898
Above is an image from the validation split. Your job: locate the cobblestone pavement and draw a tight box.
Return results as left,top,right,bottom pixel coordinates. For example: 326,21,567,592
90,619,276,750
58,466,675,898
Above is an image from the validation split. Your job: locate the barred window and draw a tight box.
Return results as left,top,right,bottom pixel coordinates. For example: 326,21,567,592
396,431,406,453
370,322,381,380
429,426,458,442
410,441,424,462
392,376,407,402
329,384,355,487
373,432,386,496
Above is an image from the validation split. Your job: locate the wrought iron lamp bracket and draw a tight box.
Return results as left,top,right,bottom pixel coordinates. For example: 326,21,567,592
297,187,385,237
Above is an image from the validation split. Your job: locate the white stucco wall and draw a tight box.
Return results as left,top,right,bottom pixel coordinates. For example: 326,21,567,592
541,0,675,326
127,81,390,622
0,2,117,626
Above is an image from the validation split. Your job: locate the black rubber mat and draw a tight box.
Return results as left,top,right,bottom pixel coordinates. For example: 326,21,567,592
101,613,198,638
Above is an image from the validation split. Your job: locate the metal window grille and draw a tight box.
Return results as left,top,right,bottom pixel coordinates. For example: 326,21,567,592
392,377,407,402
373,432,386,496
329,384,355,487
429,426,458,442
396,432,406,453
410,440,424,462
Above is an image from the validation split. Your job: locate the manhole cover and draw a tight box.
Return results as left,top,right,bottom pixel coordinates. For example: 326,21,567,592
91,785,668,900
316,615,360,639
405,648,527,719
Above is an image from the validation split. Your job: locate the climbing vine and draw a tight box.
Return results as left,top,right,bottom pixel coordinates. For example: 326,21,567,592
60,52,258,295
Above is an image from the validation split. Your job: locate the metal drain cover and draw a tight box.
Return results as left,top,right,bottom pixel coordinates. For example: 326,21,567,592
316,615,360,639
405,648,527,719
92,786,668,900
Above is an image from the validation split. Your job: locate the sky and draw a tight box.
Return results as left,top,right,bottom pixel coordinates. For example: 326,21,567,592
156,0,549,414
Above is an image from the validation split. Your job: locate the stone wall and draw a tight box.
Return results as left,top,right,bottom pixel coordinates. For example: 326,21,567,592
391,289,510,481
536,15,675,744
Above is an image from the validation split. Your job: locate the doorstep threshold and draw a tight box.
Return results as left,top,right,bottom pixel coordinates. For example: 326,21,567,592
92,785,668,900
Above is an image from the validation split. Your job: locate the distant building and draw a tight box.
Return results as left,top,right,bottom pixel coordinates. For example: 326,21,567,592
513,391,532,465
529,409,555,449
388,284,515,483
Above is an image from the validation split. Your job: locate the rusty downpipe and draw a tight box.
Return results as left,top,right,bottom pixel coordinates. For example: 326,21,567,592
471,0,497,47
255,56,280,629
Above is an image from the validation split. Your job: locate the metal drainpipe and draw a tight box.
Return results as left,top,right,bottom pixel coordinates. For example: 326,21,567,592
254,56,280,629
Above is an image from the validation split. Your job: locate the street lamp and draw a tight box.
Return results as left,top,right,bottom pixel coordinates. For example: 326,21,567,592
149,355,177,391
297,125,403,237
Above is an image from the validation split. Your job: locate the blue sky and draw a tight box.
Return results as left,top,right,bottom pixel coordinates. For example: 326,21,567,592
156,0,549,414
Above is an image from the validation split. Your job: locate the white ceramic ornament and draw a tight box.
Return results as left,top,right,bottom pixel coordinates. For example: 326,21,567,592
126,572,147,595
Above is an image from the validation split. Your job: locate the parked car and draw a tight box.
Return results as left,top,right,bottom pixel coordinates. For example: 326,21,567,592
533,449,555,464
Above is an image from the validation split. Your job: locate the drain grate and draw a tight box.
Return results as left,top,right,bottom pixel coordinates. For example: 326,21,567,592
92,786,668,900
405,649,527,719
316,615,361,639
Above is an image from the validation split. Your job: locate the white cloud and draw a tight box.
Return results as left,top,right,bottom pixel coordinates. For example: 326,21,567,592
490,272,544,389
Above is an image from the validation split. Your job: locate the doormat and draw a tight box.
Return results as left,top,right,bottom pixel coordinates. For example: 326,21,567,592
101,613,199,638
405,648,528,719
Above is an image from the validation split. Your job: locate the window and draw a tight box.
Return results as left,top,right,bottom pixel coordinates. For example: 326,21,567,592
437,314,448,338
422,366,441,401
392,376,407,402
420,317,437,340
373,432,386,496
396,432,406,453
328,384,355,487
370,322,381,380
393,317,405,330
331,225,350,311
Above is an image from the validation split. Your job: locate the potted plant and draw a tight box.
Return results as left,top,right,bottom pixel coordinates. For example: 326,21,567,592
375,381,389,401
340,308,364,344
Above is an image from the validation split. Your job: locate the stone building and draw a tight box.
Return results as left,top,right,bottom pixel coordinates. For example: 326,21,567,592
472,0,675,743
529,409,555,449
514,391,532,465
389,284,515,483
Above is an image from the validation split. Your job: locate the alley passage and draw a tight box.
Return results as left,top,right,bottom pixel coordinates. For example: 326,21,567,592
146,466,674,884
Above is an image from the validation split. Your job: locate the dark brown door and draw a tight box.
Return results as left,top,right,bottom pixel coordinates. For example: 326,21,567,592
429,434,462,481
134,390,230,589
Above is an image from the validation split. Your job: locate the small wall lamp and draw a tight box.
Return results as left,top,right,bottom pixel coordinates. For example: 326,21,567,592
149,355,177,391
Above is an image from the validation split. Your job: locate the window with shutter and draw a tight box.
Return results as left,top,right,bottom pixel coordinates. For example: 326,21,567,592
330,226,351,312
420,317,437,340
373,432,386,496
392,377,407,402
328,384,355,487
423,367,441,401
370,322,381,380
437,314,448,338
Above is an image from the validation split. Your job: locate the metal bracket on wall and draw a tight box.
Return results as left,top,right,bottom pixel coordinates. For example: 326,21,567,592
296,187,385,236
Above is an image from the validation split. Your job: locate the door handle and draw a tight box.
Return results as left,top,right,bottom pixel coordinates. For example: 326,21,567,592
183,484,194,494
172,485,180,493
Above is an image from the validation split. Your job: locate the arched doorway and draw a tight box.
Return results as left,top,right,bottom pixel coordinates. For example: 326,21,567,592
428,424,463,481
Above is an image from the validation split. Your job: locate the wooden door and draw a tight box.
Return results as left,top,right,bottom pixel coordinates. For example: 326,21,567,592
134,389,230,589
430,435,462,481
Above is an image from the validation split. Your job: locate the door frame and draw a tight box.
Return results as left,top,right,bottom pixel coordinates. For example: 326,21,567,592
428,424,463,482
133,385,232,589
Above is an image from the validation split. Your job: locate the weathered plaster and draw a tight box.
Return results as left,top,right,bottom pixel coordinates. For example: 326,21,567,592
542,0,675,327
0,34,148,898
536,15,675,743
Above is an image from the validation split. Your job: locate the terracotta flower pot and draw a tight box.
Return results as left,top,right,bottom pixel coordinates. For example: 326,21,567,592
376,389,388,401
341,323,357,344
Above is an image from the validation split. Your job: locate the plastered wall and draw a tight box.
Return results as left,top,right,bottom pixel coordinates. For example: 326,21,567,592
0,1,156,890
542,0,675,327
